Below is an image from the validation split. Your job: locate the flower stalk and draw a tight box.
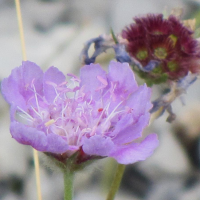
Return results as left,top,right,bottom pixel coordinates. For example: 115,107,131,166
63,169,74,200
106,163,126,200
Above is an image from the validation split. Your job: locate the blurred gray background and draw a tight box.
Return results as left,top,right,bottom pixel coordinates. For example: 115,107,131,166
1,0,200,200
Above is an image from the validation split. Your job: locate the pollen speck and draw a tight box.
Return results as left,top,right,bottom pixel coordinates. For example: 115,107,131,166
45,119,55,127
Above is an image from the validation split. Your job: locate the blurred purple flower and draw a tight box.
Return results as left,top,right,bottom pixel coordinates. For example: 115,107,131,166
1,61,158,164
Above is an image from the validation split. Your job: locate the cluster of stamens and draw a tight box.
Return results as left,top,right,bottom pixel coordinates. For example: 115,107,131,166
16,76,127,148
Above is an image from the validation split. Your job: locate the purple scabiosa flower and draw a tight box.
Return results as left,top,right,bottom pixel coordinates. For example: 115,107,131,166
1,61,158,165
122,14,200,85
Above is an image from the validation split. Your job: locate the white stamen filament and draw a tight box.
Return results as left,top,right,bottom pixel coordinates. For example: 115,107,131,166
31,106,42,118
61,102,68,126
94,101,111,128
54,125,68,137
103,100,123,126
32,83,42,118
17,106,34,120
72,125,80,145
88,94,93,105
53,86,61,104
16,112,34,123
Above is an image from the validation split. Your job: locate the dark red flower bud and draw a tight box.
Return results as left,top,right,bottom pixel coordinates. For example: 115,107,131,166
122,13,200,84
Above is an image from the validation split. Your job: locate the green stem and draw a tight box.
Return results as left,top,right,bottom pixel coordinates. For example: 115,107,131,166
63,169,74,200
106,164,126,200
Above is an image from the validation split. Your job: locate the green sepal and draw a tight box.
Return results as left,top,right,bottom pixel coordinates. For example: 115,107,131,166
137,71,168,86
44,151,102,172
110,28,118,44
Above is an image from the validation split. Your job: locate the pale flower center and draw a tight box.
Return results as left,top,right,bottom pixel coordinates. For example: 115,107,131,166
16,79,127,147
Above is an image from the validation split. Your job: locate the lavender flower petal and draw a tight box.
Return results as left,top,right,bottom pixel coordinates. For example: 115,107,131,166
108,61,138,94
126,85,152,117
1,61,43,109
45,133,69,153
10,121,69,153
113,113,150,144
80,63,107,100
82,135,115,157
110,134,159,164
43,66,66,103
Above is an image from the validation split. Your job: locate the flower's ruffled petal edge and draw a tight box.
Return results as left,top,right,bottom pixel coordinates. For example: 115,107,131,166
111,113,134,136
21,61,44,96
110,134,159,164
111,84,152,144
108,61,138,94
112,113,150,144
105,61,139,113
80,63,107,100
45,133,69,153
1,75,26,109
1,61,43,109
10,121,69,154
43,66,66,103
82,135,116,157
127,84,152,117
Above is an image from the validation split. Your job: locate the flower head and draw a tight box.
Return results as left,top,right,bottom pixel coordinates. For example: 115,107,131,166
1,61,158,165
122,14,200,84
